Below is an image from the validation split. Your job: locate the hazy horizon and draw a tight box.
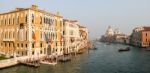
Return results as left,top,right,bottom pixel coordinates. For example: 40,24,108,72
0,0,150,40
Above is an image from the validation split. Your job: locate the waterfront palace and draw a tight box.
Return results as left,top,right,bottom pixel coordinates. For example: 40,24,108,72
0,5,89,58
130,26,150,48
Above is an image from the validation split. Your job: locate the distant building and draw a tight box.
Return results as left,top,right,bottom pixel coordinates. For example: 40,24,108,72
130,26,150,48
100,26,127,43
105,26,114,36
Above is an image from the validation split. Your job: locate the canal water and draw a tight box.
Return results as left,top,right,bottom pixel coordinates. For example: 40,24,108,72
1,42,150,73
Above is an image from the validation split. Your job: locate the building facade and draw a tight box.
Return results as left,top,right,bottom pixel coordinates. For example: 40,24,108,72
130,26,150,48
78,25,89,50
0,5,63,57
63,19,80,54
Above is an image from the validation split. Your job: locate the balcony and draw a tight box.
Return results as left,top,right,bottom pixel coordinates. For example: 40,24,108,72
3,38,15,41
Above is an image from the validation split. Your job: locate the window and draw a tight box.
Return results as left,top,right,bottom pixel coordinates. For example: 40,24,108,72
40,43,42,47
13,18,14,25
56,43,57,46
40,50,42,54
22,52,23,56
32,14,34,23
25,15,27,23
48,18,50,25
17,17,19,24
5,19,6,26
44,17,45,23
17,43,19,47
13,43,14,48
146,33,147,36
60,21,62,27
5,33,6,39
1,20,3,26
9,32,11,39
21,43,23,48
46,18,48,24
5,43,7,47
26,31,28,40
1,43,3,46
26,44,28,48
20,23,24,29
9,43,10,47
13,32,15,38
63,31,65,35
32,43,34,48
55,20,57,26
40,16,42,24
40,32,42,39
146,38,148,42
32,51,34,55
9,18,10,25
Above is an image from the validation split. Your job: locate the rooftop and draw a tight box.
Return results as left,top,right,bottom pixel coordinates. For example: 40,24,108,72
143,27,150,31
0,5,63,18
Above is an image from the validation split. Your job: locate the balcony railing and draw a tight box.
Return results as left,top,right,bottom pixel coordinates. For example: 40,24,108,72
3,38,15,41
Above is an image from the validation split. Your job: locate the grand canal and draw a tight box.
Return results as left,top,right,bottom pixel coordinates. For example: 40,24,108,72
1,42,150,73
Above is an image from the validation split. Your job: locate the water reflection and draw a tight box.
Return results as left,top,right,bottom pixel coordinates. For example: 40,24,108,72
1,42,150,73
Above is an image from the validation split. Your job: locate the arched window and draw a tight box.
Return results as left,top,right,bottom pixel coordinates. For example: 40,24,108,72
25,15,27,23
32,14,34,23
19,23,24,41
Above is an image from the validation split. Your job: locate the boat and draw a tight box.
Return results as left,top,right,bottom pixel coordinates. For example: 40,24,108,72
40,61,57,65
18,59,40,68
93,47,97,50
59,56,71,62
77,51,83,54
106,42,111,45
145,48,150,51
118,47,130,52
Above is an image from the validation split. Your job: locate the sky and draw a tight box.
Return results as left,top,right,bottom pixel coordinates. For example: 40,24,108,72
0,0,150,40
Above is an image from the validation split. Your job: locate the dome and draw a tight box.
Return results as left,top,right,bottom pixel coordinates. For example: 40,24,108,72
105,26,114,36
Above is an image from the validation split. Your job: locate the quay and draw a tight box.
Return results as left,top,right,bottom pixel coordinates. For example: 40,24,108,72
0,44,91,69
18,59,40,67
0,58,18,69
0,56,44,69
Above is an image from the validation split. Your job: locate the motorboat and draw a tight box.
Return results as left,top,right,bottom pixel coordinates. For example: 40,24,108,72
145,48,150,51
118,47,130,52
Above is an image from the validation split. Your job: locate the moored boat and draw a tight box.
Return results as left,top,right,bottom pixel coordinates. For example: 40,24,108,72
59,56,71,62
40,61,57,65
